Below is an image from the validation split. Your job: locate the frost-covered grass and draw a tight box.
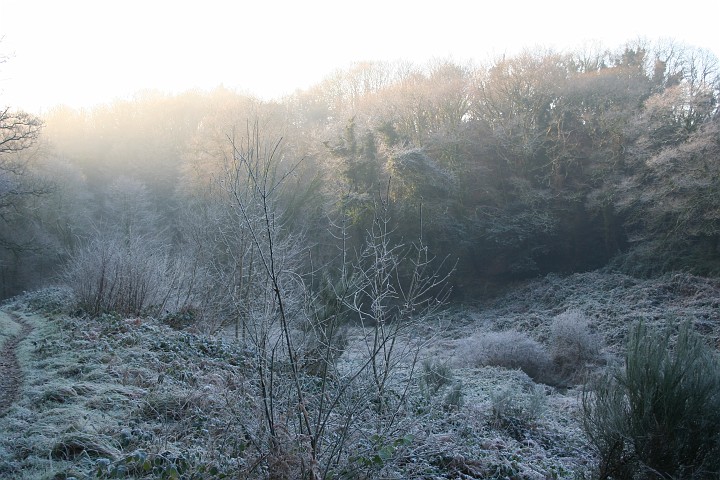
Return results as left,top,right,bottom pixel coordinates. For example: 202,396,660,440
1,272,718,479
0,294,255,479
0,310,22,350
474,271,720,351
0,309,131,479
5,286,77,316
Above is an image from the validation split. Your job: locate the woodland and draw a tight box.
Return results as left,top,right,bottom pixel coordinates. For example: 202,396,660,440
1,39,720,479
2,40,719,302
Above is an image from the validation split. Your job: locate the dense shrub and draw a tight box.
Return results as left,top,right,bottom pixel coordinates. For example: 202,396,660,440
62,234,172,317
549,310,602,383
161,305,199,330
461,330,554,384
583,322,720,479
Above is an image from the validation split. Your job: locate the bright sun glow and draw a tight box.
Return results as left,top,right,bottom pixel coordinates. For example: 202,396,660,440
1,0,719,113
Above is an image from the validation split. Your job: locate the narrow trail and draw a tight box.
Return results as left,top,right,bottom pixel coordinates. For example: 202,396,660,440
0,310,33,416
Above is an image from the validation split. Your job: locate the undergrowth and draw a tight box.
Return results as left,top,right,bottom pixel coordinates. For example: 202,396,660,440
2,271,719,479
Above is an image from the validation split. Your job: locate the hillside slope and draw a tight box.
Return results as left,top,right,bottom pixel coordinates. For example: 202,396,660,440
1,271,719,479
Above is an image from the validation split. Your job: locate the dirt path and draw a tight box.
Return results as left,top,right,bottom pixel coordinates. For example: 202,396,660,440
0,310,33,416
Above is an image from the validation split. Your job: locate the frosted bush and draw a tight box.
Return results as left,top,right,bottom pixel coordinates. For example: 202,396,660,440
460,330,553,384
549,310,602,383
62,234,172,317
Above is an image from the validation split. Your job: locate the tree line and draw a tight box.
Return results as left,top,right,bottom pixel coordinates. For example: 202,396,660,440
1,39,719,301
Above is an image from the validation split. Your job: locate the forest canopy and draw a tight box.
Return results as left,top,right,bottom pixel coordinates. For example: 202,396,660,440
1,39,718,300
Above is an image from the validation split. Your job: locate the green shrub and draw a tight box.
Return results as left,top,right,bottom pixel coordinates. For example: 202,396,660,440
582,322,720,479
161,305,199,330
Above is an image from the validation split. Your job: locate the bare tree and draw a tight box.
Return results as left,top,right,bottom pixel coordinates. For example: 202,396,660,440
216,123,453,479
0,101,49,296
0,107,45,245
0,107,42,155
343,181,454,410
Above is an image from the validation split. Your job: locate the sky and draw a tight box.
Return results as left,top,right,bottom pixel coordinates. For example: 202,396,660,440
1,0,719,114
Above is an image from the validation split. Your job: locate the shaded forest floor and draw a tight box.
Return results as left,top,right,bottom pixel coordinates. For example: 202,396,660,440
1,270,719,479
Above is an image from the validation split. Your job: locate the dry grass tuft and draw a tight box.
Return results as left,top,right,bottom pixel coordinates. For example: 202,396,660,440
50,433,120,460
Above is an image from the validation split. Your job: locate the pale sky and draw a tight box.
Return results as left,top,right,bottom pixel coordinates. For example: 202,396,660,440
1,0,719,113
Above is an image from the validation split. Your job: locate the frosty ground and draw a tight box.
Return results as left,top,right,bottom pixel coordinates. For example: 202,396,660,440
1,270,718,479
